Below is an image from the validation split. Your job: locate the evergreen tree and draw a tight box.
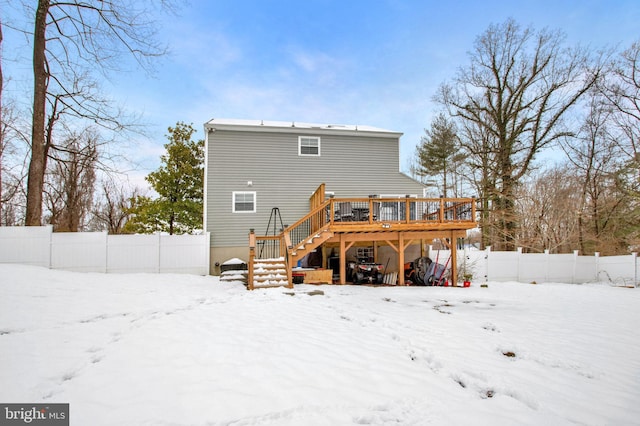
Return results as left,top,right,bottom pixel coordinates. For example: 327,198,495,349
415,113,462,197
126,122,204,234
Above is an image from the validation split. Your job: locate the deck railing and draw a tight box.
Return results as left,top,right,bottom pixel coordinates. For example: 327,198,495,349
327,197,475,225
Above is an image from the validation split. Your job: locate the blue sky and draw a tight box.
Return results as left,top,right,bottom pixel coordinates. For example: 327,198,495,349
5,0,640,188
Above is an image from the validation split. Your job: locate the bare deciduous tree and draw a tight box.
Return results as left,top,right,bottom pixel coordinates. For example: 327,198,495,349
599,41,640,157
1,17,4,220
0,99,30,226
25,0,171,225
44,129,98,231
561,96,617,253
90,180,142,234
516,168,581,253
599,40,640,225
456,113,499,249
436,18,600,250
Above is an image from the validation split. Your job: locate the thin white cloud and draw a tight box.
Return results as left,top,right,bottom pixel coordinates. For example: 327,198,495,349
289,48,338,73
160,16,244,72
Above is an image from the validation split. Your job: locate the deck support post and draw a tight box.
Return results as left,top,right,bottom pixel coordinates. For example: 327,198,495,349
373,242,378,264
339,235,355,284
450,231,458,286
340,236,346,284
398,233,405,285
321,244,328,270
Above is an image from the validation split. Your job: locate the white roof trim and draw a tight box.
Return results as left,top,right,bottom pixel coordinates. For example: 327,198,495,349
204,118,403,137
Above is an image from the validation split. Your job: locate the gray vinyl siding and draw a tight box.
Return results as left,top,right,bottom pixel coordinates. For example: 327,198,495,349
206,128,424,247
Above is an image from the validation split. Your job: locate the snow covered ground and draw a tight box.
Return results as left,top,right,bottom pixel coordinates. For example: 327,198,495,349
1,264,639,426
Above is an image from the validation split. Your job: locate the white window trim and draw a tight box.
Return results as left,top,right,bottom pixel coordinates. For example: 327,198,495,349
356,246,374,260
232,191,256,213
298,136,321,156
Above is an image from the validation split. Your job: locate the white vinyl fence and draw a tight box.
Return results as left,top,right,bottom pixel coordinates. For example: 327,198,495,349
445,246,638,287
0,226,210,275
1,226,637,285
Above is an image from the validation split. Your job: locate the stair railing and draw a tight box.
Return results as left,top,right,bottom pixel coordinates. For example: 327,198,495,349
283,199,331,251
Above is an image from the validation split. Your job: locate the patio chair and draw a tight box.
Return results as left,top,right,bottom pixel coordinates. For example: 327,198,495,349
337,202,353,221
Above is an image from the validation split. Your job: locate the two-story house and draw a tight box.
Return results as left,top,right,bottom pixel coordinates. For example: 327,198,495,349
204,118,475,287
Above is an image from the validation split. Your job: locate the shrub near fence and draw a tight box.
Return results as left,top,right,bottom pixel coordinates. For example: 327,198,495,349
0,226,210,275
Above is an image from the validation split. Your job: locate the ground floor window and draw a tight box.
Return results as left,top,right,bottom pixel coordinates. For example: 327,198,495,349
356,246,374,262
233,191,256,213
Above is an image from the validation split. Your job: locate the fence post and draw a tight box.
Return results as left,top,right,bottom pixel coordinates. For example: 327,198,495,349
595,252,600,282
103,231,108,273
517,247,523,283
485,245,491,282
572,250,579,284
46,225,53,269
544,249,550,283
157,232,162,273
106,232,110,273
205,232,211,275
633,252,638,288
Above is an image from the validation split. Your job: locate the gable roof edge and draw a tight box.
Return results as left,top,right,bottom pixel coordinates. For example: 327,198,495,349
204,118,403,138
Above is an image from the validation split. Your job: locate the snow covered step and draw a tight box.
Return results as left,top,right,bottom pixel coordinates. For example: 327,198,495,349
220,270,248,283
252,272,287,281
253,279,289,288
254,262,286,269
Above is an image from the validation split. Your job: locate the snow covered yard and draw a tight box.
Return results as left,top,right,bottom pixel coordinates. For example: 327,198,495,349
1,264,639,425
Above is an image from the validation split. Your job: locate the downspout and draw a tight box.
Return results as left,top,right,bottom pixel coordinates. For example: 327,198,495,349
203,125,212,274
203,125,211,236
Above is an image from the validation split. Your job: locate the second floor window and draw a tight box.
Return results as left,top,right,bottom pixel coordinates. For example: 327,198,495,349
299,136,320,156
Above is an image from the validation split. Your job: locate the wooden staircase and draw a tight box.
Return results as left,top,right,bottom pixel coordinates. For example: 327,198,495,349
247,225,332,290
290,225,334,264
250,258,289,289
247,185,333,290
248,196,332,289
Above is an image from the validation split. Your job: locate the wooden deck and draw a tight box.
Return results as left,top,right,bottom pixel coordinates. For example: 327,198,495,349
248,184,477,289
